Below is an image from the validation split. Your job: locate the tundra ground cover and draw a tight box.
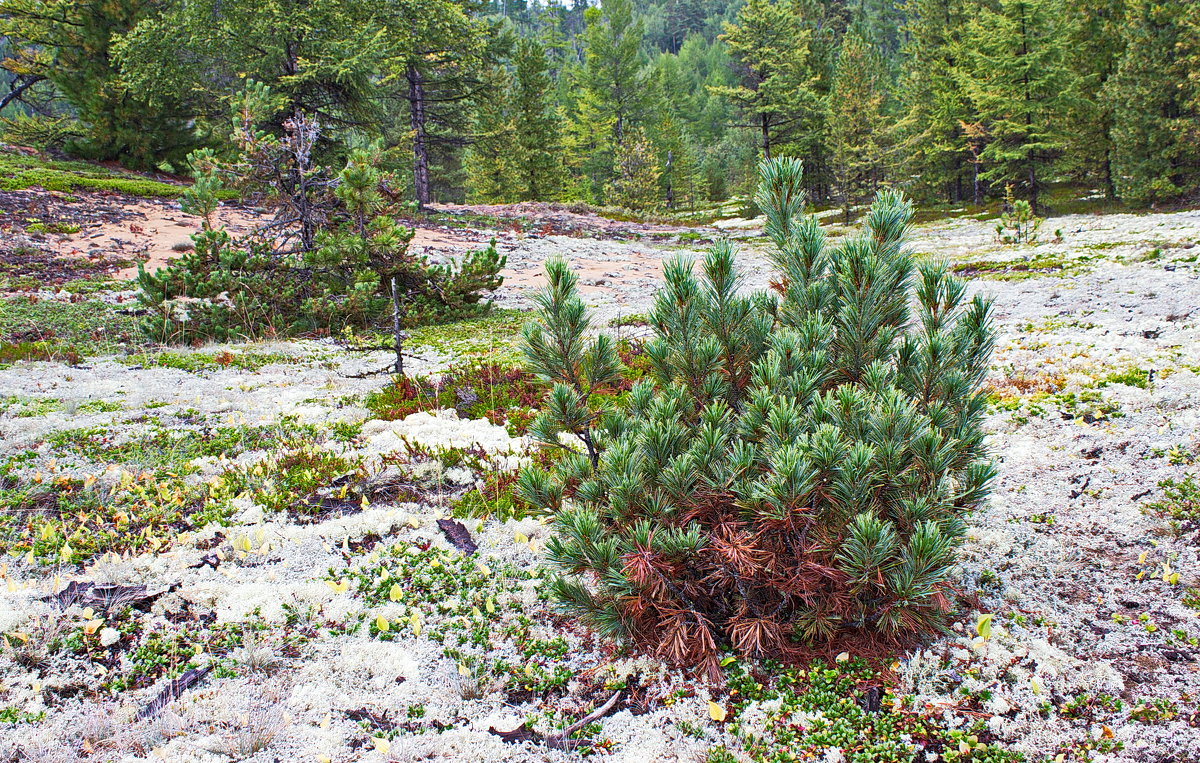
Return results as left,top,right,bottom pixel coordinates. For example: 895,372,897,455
0,202,1199,762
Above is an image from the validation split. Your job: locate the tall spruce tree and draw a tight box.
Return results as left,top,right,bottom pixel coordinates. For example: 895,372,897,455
575,0,653,146
512,37,567,201
711,0,820,161
828,30,889,222
1061,0,1127,199
894,0,974,203
957,0,1073,213
1105,0,1200,205
2,0,194,167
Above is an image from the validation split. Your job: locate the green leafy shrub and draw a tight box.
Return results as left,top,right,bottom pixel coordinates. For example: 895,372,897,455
517,158,997,676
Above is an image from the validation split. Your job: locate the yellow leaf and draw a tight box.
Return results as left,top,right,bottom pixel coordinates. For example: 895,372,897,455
458,663,470,676
83,619,103,635
319,714,331,730
410,611,422,637
236,535,252,552
475,562,491,577
389,583,403,602
485,596,495,614
514,531,528,544
976,613,994,640
375,615,390,633
360,495,370,510
835,652,850,663
326,579,349,594
1138,551,1148,564
372,736,390,753
707,701,727,722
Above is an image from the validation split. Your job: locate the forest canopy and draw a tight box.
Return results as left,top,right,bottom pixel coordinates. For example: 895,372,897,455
2,0,1198,212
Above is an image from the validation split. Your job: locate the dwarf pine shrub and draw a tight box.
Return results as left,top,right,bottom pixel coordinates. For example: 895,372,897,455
138,86,504,342
517,158,997,677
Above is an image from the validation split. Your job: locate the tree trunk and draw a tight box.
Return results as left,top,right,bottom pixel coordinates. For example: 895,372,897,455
407,63,430,211
761,113,771,160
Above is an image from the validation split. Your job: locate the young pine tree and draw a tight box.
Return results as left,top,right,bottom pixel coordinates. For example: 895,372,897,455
519,158,997,677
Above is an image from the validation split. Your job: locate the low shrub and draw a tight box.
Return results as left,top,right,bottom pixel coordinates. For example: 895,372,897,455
517,158,997,676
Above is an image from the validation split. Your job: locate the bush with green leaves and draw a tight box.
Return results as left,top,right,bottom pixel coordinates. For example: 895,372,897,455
518,158,997,677
138,87,504,343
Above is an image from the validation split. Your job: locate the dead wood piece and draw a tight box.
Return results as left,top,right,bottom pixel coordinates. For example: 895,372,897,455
41,581,165,614
437,519,478,555
135,665,213,721
490,692,621,751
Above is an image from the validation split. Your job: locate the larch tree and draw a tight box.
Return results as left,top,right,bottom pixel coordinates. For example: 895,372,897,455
572,0,654,200
512,37,567,201
828,29,889,222
463,66,520,203
957,0,1073,214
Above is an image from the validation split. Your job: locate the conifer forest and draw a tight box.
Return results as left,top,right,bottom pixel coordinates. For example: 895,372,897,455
1,1,1199,761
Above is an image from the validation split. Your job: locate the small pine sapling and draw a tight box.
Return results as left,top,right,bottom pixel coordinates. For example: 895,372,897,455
519,157,997,677
996,184,1042,244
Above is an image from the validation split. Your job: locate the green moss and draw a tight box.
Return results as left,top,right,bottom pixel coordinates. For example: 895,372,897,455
1099,367,1151,389
119,349,298,374
952,253,1082,281
401,309,527,361
0,152,184,197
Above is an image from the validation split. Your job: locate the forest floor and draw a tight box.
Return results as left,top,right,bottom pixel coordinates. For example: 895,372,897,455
1,175,1200,762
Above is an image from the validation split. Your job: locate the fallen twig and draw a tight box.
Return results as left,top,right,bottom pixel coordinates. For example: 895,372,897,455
490,692,622,751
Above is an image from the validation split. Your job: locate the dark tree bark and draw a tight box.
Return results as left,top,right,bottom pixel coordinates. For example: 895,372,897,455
407,63,430,210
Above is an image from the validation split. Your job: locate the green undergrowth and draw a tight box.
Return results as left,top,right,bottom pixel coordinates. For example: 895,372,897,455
712,659,1020,763
46,418,312,474
0,297,142,364
119,348,301,374
215,445,365,517
399,309,527,362
366,361,543,435
0,416,352,564
0,152,185,197
367,341,650,437
1145,475,1200,522
334,544,573,696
